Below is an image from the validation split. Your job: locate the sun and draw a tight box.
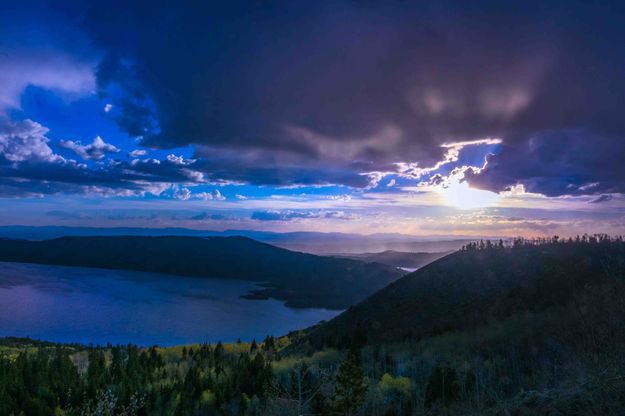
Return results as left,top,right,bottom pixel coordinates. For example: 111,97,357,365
439,177,499,210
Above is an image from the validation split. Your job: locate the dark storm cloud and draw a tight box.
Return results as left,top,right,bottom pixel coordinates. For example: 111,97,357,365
74,0,625,194
465,130,625,196
4,1,625,196
190,147,371,187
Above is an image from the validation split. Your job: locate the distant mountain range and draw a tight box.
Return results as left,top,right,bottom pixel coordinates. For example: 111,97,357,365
0,226,477,254
0,235,403,309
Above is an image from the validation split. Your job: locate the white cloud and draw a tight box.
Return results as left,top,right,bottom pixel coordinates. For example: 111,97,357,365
59,136,119,160
130,158,160,166
394,138,502,181
128,149,147,158
235,194,247,200
325,194,352,201
195,189,226,201
174,187,192,200
0,118,63,163
166,154,195,165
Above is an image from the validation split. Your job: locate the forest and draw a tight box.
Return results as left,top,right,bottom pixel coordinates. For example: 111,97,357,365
2,236,625,415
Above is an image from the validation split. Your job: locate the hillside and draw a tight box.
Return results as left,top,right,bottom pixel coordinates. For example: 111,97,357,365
0,236,403,309
278,238,625,413
333,250,450,270
304,238,625,345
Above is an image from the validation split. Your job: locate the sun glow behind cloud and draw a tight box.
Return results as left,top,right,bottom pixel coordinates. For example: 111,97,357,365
438,176,500,210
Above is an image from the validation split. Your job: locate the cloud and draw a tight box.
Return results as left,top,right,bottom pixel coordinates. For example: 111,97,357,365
251,209,356,222
166,154,195,166
194,190,226,201
174,187,191,200
235,194,247,200
466,130,625,196
0,119,63,163
190,212,228,221
0,53,95,112
59,136,119,161
0,4,96,112
0,118,208,199
128,149,147,158
2,1,625,200
419,213,565,234
590,194,613,204
46,210,92,220
74,1,625,195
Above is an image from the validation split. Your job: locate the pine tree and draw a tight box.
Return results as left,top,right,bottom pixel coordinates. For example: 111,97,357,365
424,364,459,407
332,350,368,416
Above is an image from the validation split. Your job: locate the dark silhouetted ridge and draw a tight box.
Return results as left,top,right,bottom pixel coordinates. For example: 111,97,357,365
0,235,403,309
304,238,625,345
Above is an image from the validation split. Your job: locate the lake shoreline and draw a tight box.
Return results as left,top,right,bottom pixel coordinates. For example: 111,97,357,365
0,261,339,346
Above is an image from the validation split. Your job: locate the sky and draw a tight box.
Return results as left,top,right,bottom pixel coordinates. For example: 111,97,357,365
1,0,624,237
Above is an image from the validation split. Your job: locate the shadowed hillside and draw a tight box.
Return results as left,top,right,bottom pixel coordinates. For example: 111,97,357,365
305,236,625,345
0,236,403,309
279,236,625,414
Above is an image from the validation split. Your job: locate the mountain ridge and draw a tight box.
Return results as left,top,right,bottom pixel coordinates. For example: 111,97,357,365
0,225,478,254
0,235,403,309
300,238,625,347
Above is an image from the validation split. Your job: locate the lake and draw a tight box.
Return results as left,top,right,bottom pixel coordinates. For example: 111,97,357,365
0,262,340,346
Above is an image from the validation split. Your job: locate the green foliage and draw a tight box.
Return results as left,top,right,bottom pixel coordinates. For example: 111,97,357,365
332,350,368,415
379,373,411,401
0,341,274,416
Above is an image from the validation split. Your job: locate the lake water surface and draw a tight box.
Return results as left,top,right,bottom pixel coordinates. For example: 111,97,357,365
0,262,340,346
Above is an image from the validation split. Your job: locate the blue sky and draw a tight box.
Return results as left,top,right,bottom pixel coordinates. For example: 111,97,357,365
1,1,624,237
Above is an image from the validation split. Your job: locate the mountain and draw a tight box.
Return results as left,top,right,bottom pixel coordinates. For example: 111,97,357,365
281,238,625,414
0,236,403,309
238,232,473,254
0,226,474,254
303,238,625,345
333,250,450,270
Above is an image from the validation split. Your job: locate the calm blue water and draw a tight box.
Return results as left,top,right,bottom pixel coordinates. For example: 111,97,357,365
0,262,340,346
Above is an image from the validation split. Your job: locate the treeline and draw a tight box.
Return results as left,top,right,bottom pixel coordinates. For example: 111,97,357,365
0,340,274,415
0,338,379,416
461,233,624,251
